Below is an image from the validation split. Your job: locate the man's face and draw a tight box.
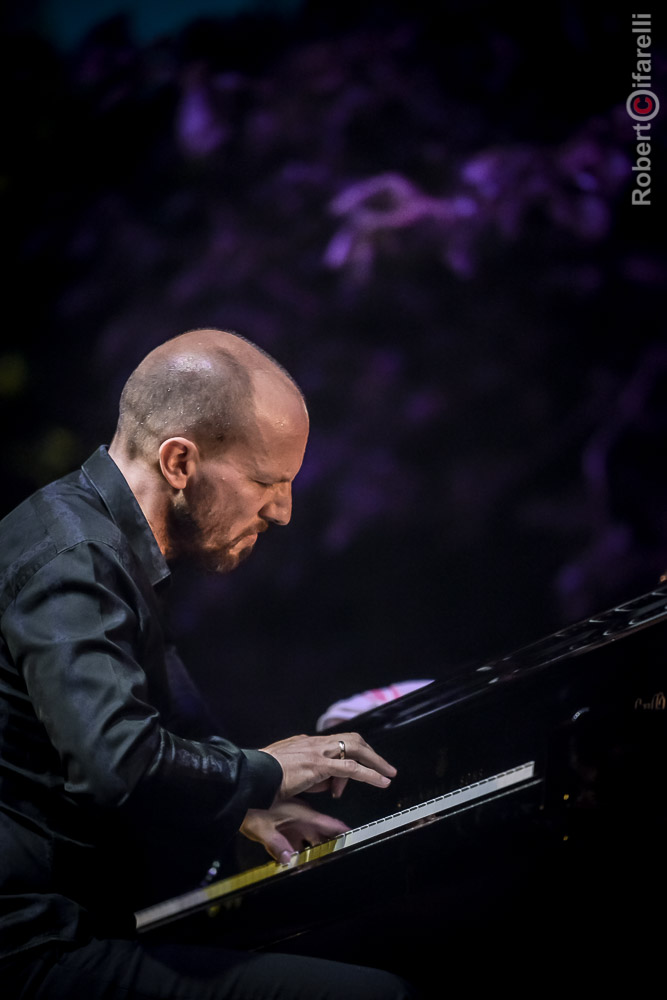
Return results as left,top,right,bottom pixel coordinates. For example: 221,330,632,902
168,386,309,573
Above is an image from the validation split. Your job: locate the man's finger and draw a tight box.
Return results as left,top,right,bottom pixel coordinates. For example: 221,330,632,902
264,828,297,864
324,757,393,788
326,733,397,778
330,775,348,799
296,813,350,839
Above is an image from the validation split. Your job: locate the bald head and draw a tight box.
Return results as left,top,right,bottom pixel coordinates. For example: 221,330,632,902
111,329,304,463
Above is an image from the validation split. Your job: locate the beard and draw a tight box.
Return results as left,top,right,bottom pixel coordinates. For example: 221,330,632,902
167,489,246,574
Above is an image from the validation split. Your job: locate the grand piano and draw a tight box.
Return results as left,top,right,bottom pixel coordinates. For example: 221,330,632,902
137,584,666,989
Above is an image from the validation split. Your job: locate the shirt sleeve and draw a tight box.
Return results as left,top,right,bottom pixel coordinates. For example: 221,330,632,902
1,538,283,840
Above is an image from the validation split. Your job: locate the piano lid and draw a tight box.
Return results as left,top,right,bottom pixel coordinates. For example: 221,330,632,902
323,582,667,734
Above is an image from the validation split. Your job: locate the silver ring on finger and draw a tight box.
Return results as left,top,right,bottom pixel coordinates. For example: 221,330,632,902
337,739,346,760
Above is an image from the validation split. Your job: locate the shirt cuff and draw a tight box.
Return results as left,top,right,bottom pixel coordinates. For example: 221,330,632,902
242,749,283,809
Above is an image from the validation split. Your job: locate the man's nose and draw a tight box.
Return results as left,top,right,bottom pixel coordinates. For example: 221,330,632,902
260,483,292,526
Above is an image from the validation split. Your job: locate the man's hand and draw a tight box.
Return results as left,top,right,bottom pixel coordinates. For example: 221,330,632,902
241,798,350,865
260,731,396,800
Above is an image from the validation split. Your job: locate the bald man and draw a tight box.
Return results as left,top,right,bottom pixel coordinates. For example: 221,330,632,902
0,331,416,999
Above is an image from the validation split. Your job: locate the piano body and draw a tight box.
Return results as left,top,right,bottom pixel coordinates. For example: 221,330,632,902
138,586,667,988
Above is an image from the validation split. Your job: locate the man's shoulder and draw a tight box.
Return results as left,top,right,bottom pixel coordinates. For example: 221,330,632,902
3,465,120,541
0,465,127,595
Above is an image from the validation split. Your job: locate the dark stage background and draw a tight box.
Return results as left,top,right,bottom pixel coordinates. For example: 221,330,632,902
1,1,665,748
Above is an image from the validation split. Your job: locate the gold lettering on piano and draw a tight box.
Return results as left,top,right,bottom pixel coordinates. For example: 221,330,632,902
634,691,666,710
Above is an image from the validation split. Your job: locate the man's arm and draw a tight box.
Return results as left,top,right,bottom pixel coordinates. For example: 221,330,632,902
2,540,281,839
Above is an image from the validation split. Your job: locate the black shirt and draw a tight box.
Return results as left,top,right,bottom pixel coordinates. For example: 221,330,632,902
0,447,282,961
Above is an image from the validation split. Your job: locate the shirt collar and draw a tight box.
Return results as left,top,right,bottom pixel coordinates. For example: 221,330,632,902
81,446,171,588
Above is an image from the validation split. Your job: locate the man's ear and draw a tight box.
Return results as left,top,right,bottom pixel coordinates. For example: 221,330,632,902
158,437,200,490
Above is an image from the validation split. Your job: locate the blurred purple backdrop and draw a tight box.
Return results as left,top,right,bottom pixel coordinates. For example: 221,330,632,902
1,2,665,745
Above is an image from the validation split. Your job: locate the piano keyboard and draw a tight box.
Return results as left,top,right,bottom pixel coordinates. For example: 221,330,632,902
135,760,535,933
